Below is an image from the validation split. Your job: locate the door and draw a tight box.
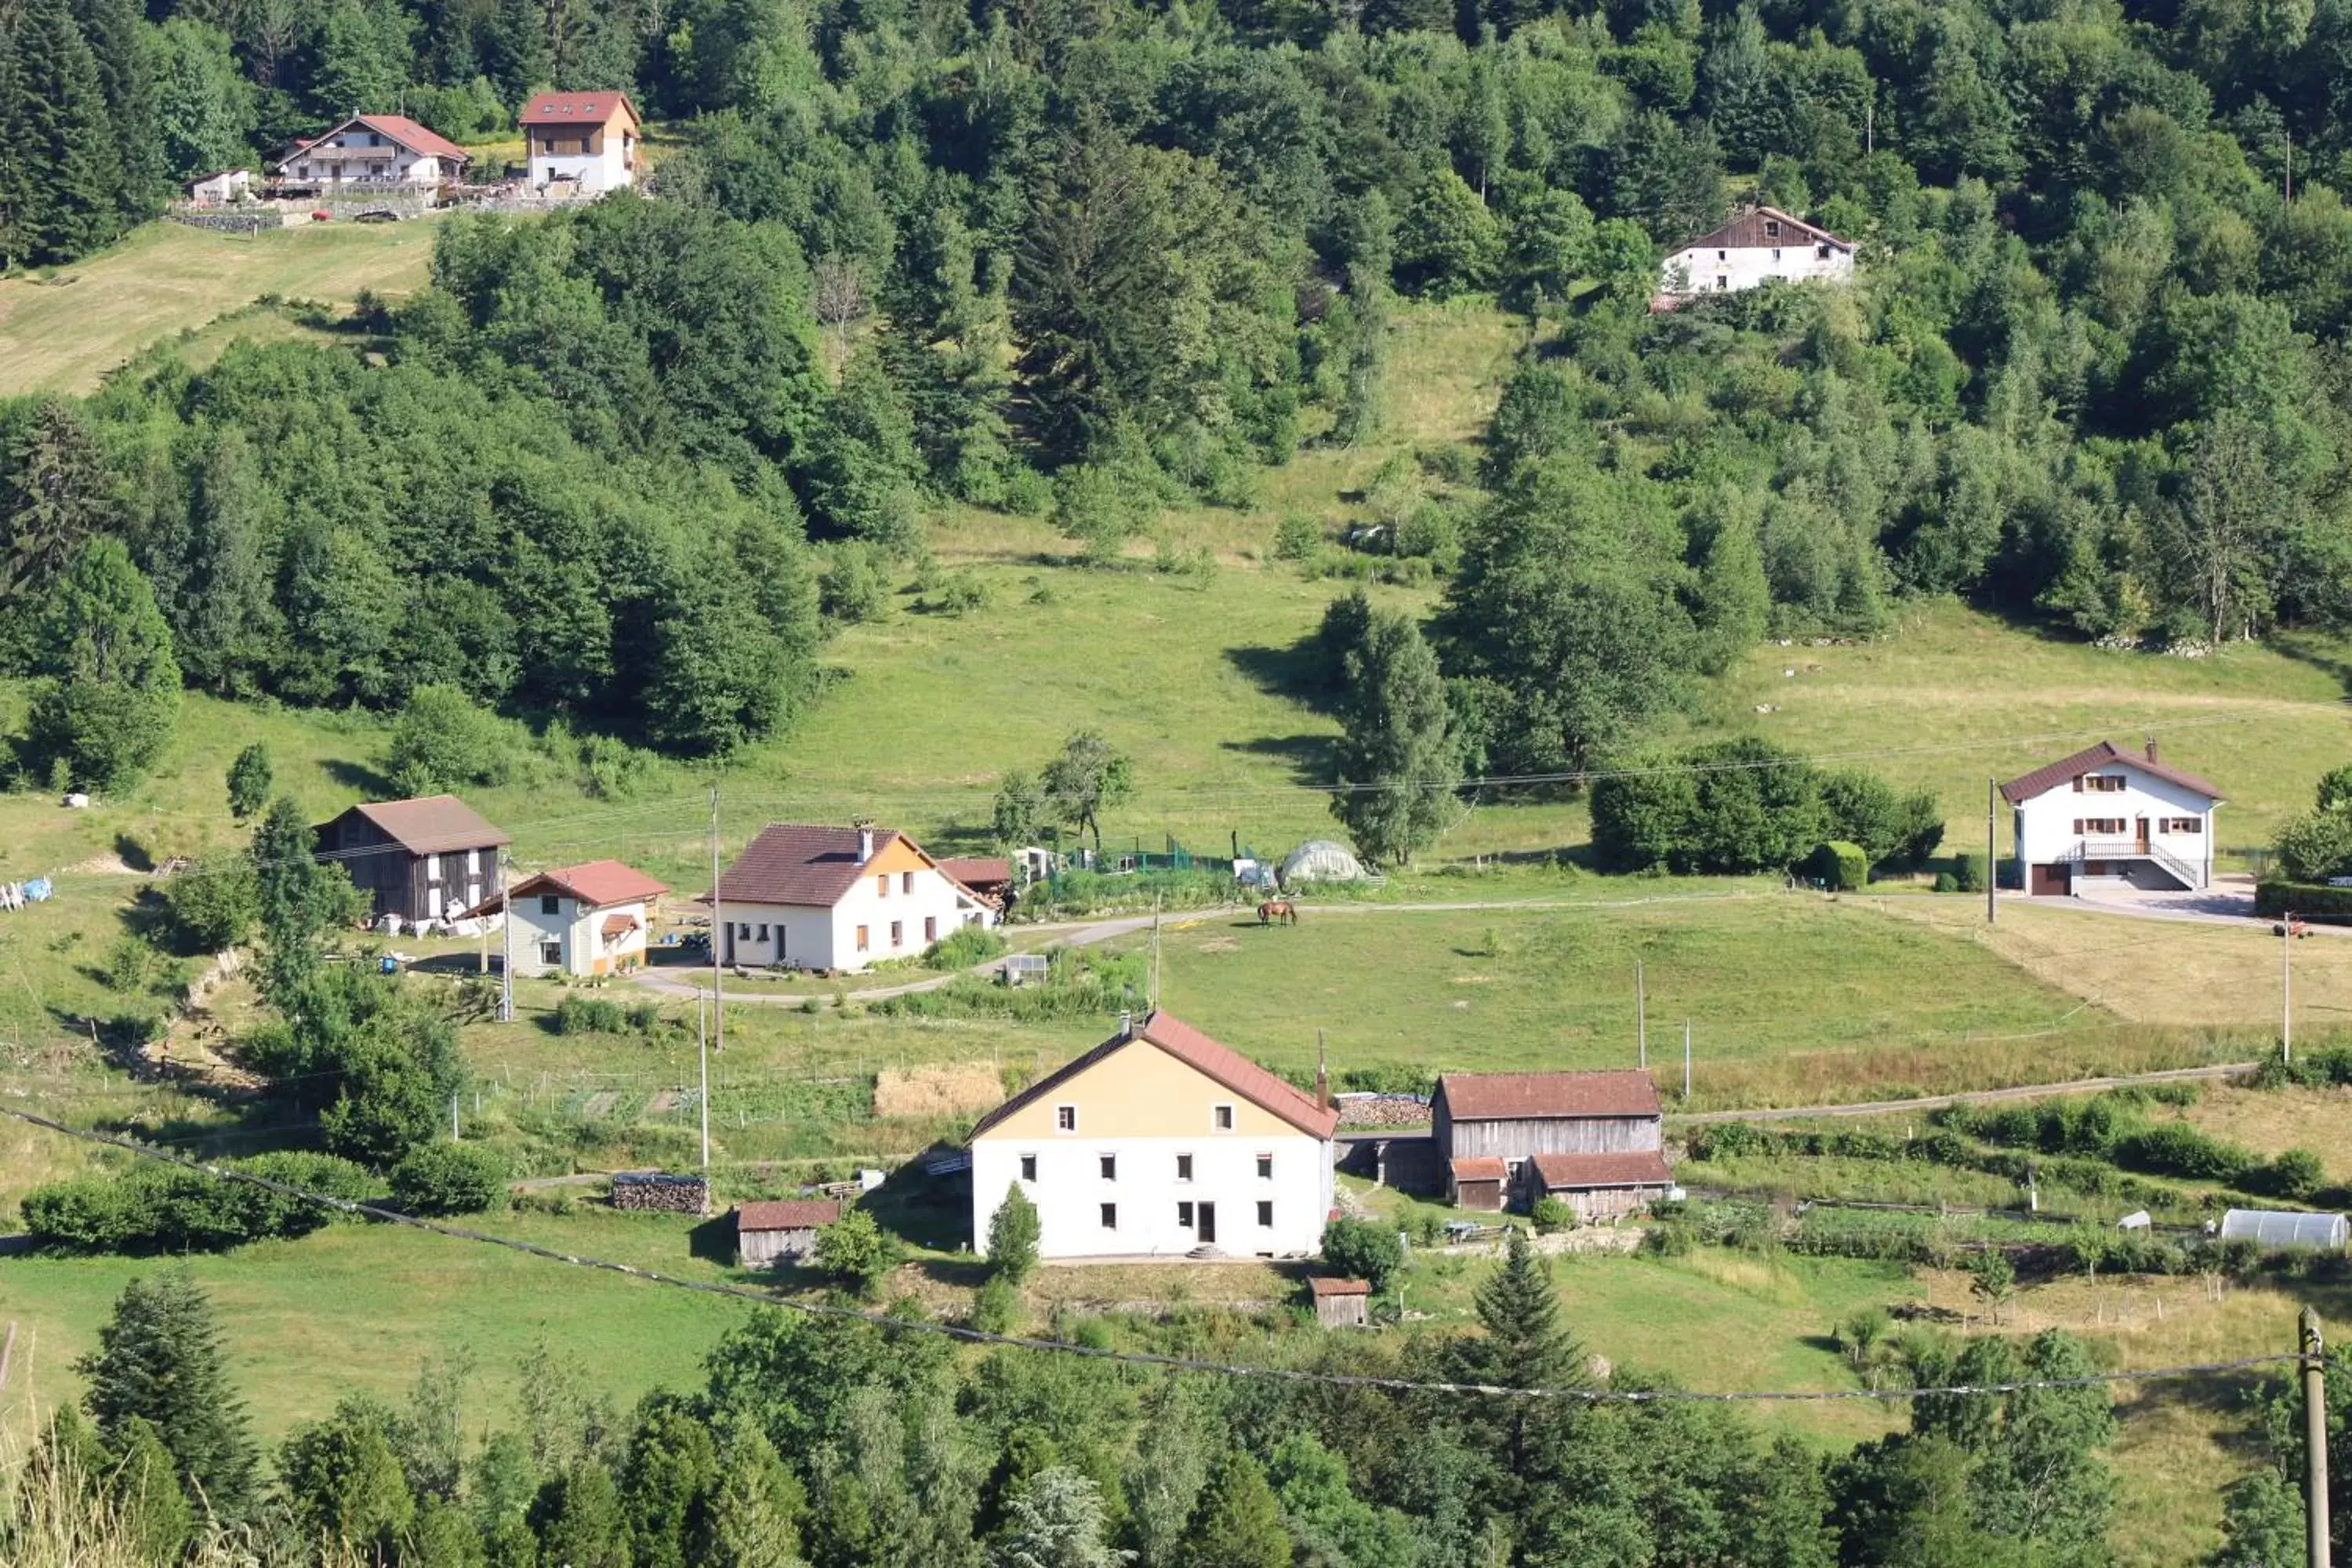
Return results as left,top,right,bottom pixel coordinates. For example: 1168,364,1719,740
1197,1203,1217,1245
2135,818,2151,854
2031,862,2071,896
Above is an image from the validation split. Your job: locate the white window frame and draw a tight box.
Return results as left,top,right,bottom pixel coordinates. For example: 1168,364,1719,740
539,941,563,967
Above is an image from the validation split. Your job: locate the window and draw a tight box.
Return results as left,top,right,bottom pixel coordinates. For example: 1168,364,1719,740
1176,1153,1193,1181
1771,247,1782,262
924,916,937,942
1256,1201,1273,1227
902,871,915,894
466,850,480,874
1213,1105,1235,1131
2073,818,2126,835
1178,1201,1194,1227
1100,1153,1117,1180
890,920,903,948
539,942,563,966
1764,219,1780,237
1817,243,1832,259
1256,1153,1273,1179
855,924,869,953
1716,249,1726,260
2076,775,2125,793
1055,1105,1077,1133
756,923,770,941
426,854,441,882
1019,1153,1037,1181
2162,817,2203,834
1716,274,1729,290
738,923,751,938
877,874,889,897
540,894,561,916
1099,1203,1117,1230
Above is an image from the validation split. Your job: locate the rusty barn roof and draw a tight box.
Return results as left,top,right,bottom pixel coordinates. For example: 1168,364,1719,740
1438,1072,1661,1122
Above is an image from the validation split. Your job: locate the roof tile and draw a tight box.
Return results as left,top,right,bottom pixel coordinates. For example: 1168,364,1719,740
719,824,908,908
1526,1151,1675,1189
736,1199,842,1231
1439,1072,1661,1121
970,1011,1339,1142
1998,740,2224,806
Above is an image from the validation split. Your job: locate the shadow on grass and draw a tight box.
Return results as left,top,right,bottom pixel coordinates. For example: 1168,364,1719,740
1224,641,1335,710
1221,732,1334,786
321,757,397,797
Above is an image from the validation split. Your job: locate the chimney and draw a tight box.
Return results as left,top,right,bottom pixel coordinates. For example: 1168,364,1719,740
854,817,874,862
2145,739,2161,764
1117,1010,1133,1040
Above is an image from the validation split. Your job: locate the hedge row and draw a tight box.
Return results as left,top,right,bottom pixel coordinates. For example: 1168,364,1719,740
2254,880,2352,922
23,1152,377,1253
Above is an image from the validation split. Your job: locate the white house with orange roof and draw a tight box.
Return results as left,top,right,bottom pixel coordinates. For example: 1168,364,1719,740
712,822,996,975
466,859,667,978
272,114,470,188
968,1011,1338,1261
520,91,641,192
2002,739,2223,895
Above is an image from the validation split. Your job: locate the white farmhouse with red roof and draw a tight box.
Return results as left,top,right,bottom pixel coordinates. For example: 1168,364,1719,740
712,822,997,974
520,91,641,193
467,859,669,978
968,1011,1339,1261
273,114,470,188
1660,205,1855,300
2001,740,2223,896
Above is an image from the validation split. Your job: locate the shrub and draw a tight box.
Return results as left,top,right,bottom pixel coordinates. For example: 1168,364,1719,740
22,1153,376,1253
1273,514,1321,561
815,1208,902,1298
971,1274,1018,1334
1531,1196,1574,1233
383,685,518,797
389,1142,509,1215
2251,1148,2325,1201
927,924,1008,970
1933,871,1958,892
930,572,992,615
1953,851,1988,893
2113,1123,2252,1182
554,995,626,1035
985,1184,1041,1283
2254,880,2352,924
1809,840,1869,891
819,543,893,623
1319,1216,1404,1293
162,853,263,951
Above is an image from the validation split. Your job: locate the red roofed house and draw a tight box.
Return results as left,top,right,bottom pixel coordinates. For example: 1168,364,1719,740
969,1011,1338,1261
1433,1070,1670,1218
466,859,668,978
2001,739,2223,897
713,822,997,975
521,91,641,192
735,1197,842,1268
273,114,470,189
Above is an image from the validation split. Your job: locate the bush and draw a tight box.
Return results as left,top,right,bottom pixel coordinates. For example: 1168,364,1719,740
815,1208,902,1298
1933,872,1958,892
927,923,1008,969
2254,880,2352,924
1272,513,1322,561
554,995,627,1035
1531,1196,1574,1233
930,571,992,615
162,853,263,951
819,543,893,623
2250,1148,2325,1201
971,1274,1018,1334
2113,1123,2252,1182
1809,840,1869,891
383,685,518,797
389,1142,509,1215
1953,851,1988,893
1319,1216,1404,1293
23,1152,376,1254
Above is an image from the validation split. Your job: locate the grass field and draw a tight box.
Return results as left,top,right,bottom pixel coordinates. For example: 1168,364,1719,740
0,219,436,396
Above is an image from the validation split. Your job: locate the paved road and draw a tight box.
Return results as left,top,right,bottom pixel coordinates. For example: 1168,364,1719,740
1672,1061,2261,1123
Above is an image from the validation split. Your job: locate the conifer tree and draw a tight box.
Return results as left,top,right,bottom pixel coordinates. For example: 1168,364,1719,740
10,0,125,262
227,742,273,820
1174,1451,1288,1568
21,536,183,792
1330,605,1461,868
78,0,165,220
252,795,357,999
986,1184,1043,1284
110,1416,197,1563
76,1269,258,1520
532,1461,630,1568
700,1425,808,1568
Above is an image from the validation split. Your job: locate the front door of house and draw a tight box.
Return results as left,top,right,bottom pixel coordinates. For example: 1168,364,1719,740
1197,1203,1217,1245
2135,818,2151,853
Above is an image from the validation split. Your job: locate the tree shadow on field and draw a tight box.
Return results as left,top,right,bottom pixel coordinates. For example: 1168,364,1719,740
2268,627,2352,703
322,757,397,797
1224,641,1333,711
1220,733,1334,786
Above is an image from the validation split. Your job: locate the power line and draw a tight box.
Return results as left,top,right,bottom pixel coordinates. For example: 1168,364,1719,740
1,1105,2317,1406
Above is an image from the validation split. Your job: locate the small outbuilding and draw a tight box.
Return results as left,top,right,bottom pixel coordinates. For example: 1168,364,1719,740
184,169,251,204
2217,1209,2348,1251
735,1198,843,1268
1280,840,1368,884
1516,1151,1675,1221
1307,1276,1372,1327
1449,1156,1507,1211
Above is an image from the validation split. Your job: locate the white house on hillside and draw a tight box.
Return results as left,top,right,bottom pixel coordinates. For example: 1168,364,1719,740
712,822,996,974
467,859,667,977
969,1011,1338,1261
1660,206,1854,302
272,114,470,187
519,92,641,193
2001,740,2223,895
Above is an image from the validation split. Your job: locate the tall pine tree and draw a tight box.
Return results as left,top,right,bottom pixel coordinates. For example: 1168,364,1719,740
10,0,126,263
1330,602,1462,868
76,1270,259,1521
79,0,165,220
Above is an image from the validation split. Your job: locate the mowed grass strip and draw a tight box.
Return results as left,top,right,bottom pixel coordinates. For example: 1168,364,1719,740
0,219,437,396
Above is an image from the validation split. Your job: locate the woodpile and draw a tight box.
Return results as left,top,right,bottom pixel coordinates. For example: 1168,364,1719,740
610,1171,709,1214
1333,1093,1432,1129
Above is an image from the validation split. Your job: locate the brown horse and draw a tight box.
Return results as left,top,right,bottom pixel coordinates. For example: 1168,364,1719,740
1257,899,1298,927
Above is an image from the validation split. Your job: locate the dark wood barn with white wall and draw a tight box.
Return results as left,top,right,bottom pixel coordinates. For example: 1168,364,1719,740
1432,1071,1671,1217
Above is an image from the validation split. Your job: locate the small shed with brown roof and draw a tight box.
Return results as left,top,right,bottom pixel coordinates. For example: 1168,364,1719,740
1448,1156,1508,1211
1515,1150,1675,1221
736,1197,843,1267
316,796,509,925
1307,1276,1372,1327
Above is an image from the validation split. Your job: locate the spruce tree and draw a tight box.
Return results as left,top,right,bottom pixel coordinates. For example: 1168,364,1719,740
252,795,356,999
1330,606,1462,868
110,1416,197,1563
986,1184,1042,1284
1174,1451,1289,1568
76,1269,258,1520
21,536,183,792
700,1425,808,1568
1464,1225,1584,1392
78,0,165,220
10,0,125,263
227,742,273,820
1,399,118,614
532,1461,632,1568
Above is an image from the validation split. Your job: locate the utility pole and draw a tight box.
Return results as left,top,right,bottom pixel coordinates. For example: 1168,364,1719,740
498,851,514,1023
2285,912,2296,1064
1636,960,1648,1069
1150,895,1163,1013
2303,1306,2331,1568
709,788,725,1059
698,990,711,1172
451,1091,460,1142
1987,779,1998,925
1682,1021,1693,1100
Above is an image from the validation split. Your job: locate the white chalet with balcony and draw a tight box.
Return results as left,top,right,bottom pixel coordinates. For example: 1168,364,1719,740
2000,740,2223,896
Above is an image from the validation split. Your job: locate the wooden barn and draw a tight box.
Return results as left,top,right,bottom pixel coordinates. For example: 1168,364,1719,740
1308,1276,1371,1327
1448,1156,1507,1211
314,795,508,925
735,1198,842,1268
1515,1151,1676,1222
1433,1071,1668,1214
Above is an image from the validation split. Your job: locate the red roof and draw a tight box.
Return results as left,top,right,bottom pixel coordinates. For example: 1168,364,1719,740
736,1199,841,1232
717,824,920,908
1450,1156,1508,1182
970,1010,1340,1142
1438,1072,1661,1122
328,796,508,857
519,91,638,128
1308,1276,1371,1297
348,114,470,164
1998,740,2224,807
601,913,641,939
464,858,666,918
938,856,1012,887
1526,1151,1675,1190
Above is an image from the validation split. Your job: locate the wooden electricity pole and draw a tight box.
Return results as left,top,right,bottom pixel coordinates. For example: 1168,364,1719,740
698,991,711,1172
1636,961,1648,1069
709,788,725,1058
2307,1307,2332,1568
498,851,514,1023
1987,779,1998,925
2285,913,2296,1064
1682,1021,1693,1100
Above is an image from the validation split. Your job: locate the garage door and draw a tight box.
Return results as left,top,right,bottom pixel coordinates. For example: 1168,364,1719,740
2030,862,2071,896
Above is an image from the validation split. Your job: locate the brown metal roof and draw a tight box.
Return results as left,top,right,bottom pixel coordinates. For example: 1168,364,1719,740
1997,740,2224,806
1308,1276,1372,1296
717,824,916,908
1526,1151,1675,1190
969,1011,1340,1142
1450,1156,1508,1181
1438,1072,1661,1122
470,859,668,918
736,1199,841,1232
938,856,1012,886
332,796,509,856
519,91,638,127
1679,205,1850,252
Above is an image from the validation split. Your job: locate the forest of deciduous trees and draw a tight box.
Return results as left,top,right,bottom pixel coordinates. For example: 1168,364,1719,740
2,0,2350,785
